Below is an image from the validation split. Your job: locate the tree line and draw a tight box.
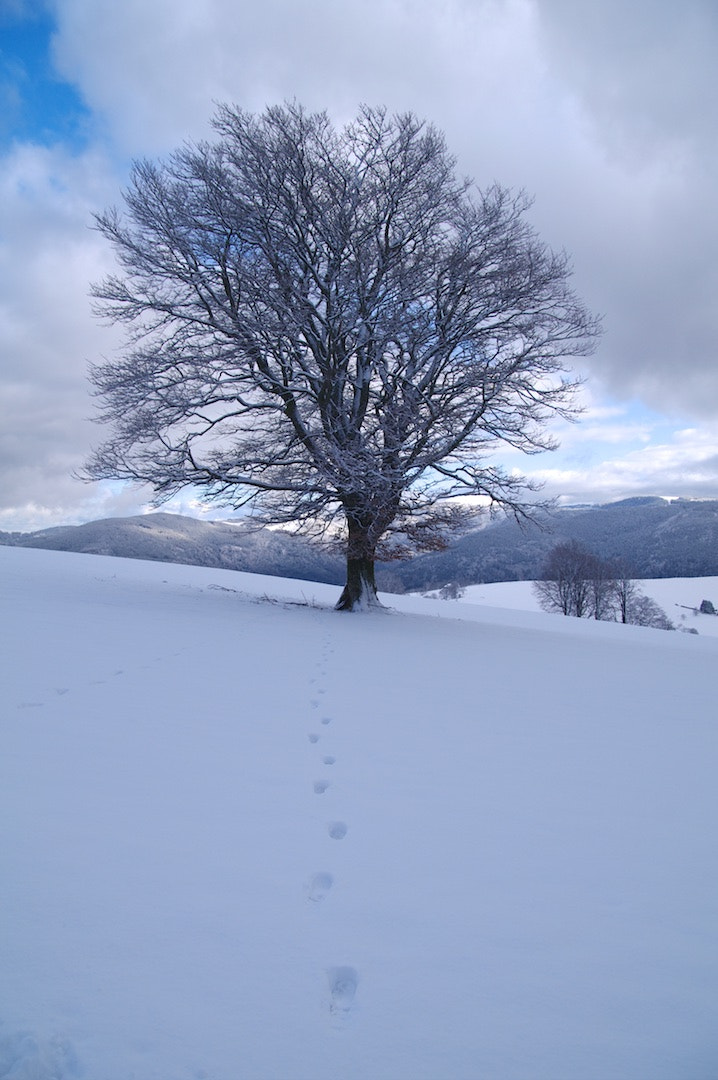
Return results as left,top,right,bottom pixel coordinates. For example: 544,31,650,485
533,541,674,629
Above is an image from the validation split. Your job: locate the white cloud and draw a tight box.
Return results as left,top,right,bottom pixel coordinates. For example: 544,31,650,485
0,141,125,528
48,0,718,417
49,0,547,154
527,424,718,505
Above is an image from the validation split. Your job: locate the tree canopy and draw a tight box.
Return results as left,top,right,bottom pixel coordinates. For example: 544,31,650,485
86,102,600,609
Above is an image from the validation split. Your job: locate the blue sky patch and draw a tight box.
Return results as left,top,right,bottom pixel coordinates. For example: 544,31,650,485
0,5,90,149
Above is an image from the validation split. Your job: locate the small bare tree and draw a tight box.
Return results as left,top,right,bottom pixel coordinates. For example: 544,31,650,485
586,552,616,621
628,594,674,630
85,103,600,610
611,560,640,623
536,546,674,629
533,541,596,617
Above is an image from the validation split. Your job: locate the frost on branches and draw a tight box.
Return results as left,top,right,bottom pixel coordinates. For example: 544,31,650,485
85,103,600,610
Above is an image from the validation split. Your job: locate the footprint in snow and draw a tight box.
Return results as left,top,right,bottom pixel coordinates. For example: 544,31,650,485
328,967,359,1023
322,755,336,766
313,780,330,794
307,872,333,902
328,821,347,840
308,733,320,744
321,717,332,726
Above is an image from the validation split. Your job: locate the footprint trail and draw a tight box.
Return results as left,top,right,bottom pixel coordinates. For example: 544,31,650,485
302,631,358,1023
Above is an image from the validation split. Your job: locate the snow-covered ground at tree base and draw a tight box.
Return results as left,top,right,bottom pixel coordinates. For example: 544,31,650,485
2,547,717,1080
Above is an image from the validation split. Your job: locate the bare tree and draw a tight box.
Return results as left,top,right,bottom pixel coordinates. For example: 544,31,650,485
85,103,600,610
533,541,596,617
607,559,675,628
627,594,674,630
586,551,616,621
611,560,640,624
536,546,674,629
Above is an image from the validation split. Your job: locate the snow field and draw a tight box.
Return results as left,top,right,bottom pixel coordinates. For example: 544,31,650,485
1,546,717,1079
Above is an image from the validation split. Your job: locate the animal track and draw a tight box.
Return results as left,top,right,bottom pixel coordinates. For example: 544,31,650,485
321,716,332,726
322,755,336,766
328,967,358,1021
307,872,334,902
313,780,330,794
328,821,347,840
308,733,320,744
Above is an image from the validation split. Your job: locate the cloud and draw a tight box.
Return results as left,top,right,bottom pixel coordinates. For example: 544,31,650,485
0,140,126,528
533,0,718,416
49,0,547,153
535,0,718,160
49,0,718,418
528,424,718,505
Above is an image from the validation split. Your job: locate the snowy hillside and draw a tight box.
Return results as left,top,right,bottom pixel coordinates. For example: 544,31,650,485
2,548,717,1080
459,577,718,637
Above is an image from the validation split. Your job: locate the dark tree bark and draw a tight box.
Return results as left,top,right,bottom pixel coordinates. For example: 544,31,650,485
335,516,381,611
335,556,379,611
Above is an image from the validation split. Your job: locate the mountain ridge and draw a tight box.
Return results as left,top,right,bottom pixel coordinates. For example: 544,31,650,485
3,496,718,590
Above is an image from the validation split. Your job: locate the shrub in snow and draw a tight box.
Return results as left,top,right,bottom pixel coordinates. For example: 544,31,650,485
439,582,465,600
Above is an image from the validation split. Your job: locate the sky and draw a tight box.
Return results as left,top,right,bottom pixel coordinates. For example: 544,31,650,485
1,0,717,531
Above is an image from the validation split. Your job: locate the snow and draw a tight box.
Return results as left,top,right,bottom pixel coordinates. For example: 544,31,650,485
2,546,717,1080
459,577,718,636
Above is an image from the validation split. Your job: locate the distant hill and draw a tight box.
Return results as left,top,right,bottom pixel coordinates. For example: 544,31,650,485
0,513,345,586
392,497,718,591
3,497,718,591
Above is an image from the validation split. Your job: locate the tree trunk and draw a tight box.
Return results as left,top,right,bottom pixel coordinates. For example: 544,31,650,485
335,517,382,612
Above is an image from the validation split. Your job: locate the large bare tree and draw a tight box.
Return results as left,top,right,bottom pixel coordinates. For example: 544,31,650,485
86,103,600,610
